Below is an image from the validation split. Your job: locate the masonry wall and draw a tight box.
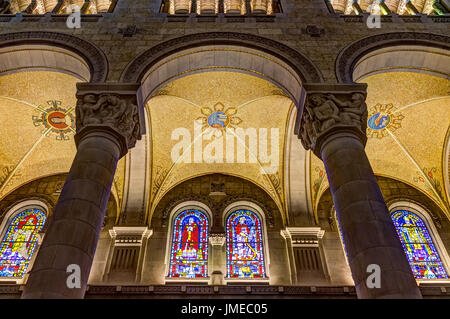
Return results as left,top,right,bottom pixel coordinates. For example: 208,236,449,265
1,0,448,83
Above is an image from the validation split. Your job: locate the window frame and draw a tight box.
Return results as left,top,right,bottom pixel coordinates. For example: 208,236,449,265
164,201,212,282
388,201,450,283
223,201,270,283
0,199,48,283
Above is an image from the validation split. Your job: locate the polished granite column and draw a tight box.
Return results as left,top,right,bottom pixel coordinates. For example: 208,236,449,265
22,83,142,299
296,83,421,299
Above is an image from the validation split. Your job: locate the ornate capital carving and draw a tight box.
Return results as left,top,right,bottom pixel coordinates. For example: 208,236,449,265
297,83,368,158
75,83,143,157
209,233,226,246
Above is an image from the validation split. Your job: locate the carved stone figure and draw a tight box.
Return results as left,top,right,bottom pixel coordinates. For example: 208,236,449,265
306,94,341,132
327,93,367,131
299,91,368,153
75,93,141,149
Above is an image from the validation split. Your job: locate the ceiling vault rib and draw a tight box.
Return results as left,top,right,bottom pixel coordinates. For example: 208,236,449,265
386,128,449,215
0,127,51,196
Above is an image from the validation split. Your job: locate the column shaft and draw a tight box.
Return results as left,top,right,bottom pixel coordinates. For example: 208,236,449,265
321,132,422,298
21,132,121,298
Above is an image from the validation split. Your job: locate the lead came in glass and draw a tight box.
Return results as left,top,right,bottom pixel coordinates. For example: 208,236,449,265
226,209,266,278
391,210,448,279
0,208,46,277
168,209,209,278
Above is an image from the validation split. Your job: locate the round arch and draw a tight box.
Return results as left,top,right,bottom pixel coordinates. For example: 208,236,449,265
335,32,450,83
0,31,108,82
120,32,324,105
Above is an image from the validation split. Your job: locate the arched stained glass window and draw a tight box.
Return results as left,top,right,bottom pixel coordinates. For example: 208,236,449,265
168,209,209,278
391,210,448,279
226,209,266,278
0,208,46,277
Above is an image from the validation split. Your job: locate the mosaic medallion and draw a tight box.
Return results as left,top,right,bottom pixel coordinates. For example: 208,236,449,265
367,103,404,139
32,100,75,141
197,102,242,136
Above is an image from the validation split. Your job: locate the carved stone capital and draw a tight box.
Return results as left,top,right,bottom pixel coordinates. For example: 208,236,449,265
209,233,226,246
75,83,143,157
296,83,368,158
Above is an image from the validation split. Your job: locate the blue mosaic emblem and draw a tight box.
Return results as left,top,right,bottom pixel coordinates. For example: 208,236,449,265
366,104,404,139
368,112,390,130
207,111,228,128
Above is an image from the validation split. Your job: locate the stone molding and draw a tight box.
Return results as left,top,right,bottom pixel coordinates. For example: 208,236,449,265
75,83,142,157
296,83,368,158
335,32,450,83
109,226,153,246
120,32,323,84
280,227,325,247
0,31,108,82
209,233,226,246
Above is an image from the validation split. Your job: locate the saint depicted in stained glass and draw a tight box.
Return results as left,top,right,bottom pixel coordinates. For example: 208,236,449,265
0,208,46,277
226,209,266,278
391,210,448,279
168,209,208,278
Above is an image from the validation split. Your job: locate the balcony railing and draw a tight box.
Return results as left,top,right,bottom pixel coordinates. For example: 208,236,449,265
0,0,118,14
160,0,282,15
328,0,449,15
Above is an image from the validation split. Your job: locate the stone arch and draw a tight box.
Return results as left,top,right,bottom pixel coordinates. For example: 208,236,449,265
120,32,323,105
0,31,108,82
335,32,450,83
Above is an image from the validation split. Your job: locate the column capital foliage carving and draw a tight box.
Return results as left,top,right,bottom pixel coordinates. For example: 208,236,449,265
75,83,142,157
298,83,369,158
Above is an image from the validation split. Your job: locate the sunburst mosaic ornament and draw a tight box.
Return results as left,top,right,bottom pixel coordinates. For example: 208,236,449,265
367,103,404,139
197,102,242,137
32,100,75,141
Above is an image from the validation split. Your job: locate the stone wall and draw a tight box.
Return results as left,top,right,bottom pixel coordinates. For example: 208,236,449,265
0,0,448,83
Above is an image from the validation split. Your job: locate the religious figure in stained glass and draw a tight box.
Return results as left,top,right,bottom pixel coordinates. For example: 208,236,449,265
0,208,46,277
391,210,448,279
226,209,266,278
168,209,208,278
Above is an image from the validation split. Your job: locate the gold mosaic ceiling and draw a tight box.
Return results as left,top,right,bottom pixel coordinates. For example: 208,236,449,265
311,72,450,217
0,71,125,212
146,71,294,222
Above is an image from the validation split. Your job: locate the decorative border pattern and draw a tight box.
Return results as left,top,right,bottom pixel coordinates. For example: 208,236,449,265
335,32,450,83
0,31,108,82
120,32,323,83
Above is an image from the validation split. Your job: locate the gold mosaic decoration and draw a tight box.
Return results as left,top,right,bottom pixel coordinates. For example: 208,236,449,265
196,102,242,137
367,103,404,139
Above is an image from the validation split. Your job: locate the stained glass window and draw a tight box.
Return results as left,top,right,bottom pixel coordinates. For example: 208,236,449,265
168,209,209,278
391,210,448,279
0,208,46,277
226,209,266,278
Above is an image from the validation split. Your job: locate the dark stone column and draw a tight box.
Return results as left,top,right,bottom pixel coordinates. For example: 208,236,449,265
21,83,142,299
296,83,422,299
